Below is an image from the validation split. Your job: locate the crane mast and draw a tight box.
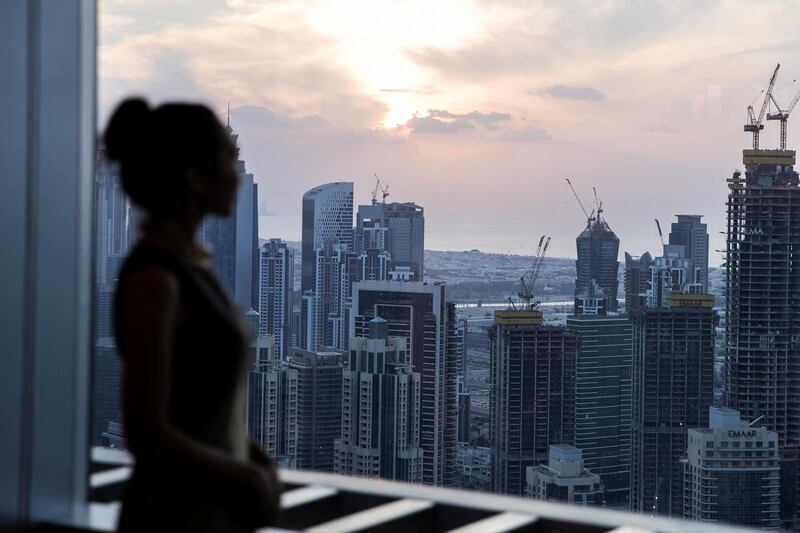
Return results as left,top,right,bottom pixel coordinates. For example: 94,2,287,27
511,235,551,311
744,63,780,149
371,174,390,206
655,219,665,249
768,78,800,150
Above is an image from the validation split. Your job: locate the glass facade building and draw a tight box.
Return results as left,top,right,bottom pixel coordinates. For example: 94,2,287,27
567,314,632,509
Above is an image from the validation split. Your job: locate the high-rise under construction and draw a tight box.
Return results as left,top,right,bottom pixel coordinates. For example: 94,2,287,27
725,148,800,525
489,310,576,496
575,212,620,312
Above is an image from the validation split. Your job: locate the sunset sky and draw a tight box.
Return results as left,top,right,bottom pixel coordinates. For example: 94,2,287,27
99,0,800,260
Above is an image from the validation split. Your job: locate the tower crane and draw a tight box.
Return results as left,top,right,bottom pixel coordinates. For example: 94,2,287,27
593,186,604,221
510,235,550,311
655,219,666,249
744,63,780,150
768,77,800,150
565,178,595,225
371,174,390,206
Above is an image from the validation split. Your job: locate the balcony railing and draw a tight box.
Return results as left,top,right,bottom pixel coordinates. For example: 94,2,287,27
44,447,760,532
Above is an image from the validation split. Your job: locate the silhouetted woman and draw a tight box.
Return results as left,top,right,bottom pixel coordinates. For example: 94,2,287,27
106,98,280,532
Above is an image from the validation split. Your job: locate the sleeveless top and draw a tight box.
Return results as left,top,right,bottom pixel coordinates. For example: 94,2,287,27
114,241,251,531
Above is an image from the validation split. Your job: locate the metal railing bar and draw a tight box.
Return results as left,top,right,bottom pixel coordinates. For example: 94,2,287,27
89,466,132,489
306,498,434,533
281,485,340,510
606,527,656,533
444,511,538,533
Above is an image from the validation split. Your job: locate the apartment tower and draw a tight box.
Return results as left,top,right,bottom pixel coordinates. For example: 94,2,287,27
489,309,576,496
725,149,800,525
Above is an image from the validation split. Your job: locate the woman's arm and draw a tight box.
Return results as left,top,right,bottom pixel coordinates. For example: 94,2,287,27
120,265,278,521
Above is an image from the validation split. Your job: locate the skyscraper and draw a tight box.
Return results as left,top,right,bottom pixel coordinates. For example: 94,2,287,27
95,148,129,339
350,281,459,486
95,148,129,287
303,243,353,352
92,149,130,447
354,204,388,254
630,293,716,516
301,182,354,292
489,309,576,496
457,376,471,444
725,149,800,525
683,407,780,529
235,170,259,311
644,244,699,309
356,201,425,281
92,337,123,447
259,239,294,361
246,335,298,467
334,317,423,482
289,347,344,472
668,215,709,293
624,251,652,313
575,211,620,312
567,292,632,509
301,182,354,348
199,119,259,312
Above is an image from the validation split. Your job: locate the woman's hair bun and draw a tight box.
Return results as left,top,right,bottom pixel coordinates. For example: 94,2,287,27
103,98,151,163
102,98,229,216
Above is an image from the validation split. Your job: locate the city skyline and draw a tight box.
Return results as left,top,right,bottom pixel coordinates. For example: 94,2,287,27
94,3,799,527
98,0,800,258
88,58,799,530
11,2,800,530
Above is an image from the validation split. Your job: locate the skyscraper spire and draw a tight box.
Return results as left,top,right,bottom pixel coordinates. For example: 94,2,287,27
224,102,238,149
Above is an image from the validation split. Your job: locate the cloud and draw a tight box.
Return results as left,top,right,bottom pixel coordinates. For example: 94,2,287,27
428,109,512,124
98,3,388,129
230,104,326,130
402,108,513,134
537,85,606,102
405,115,475,134
409,41,552,81
499,127,552,142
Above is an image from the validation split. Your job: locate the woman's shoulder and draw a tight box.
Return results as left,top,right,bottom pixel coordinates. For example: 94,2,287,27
118,248,180,302
120,241,186,281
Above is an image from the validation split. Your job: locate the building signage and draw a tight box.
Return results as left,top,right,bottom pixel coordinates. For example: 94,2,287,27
728,430,757,438
743,228,764,236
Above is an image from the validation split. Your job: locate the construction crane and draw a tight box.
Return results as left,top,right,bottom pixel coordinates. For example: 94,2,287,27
371,174,390,206
744,63,780,149
768,76,800,150
655,219,666,249
565,178,592,220
593,186,604,222
510,235,551,311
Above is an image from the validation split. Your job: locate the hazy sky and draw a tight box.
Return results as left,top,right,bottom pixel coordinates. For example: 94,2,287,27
99,0,800,260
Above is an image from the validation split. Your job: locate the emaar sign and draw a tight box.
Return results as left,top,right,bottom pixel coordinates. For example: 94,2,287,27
743,227,764,236
728,430,758,438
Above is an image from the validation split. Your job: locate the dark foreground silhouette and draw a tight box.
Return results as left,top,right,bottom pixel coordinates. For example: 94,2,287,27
107,98,280,532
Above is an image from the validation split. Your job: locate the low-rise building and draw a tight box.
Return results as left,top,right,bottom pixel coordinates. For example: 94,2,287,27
456,444,492,492
526,445,604,506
